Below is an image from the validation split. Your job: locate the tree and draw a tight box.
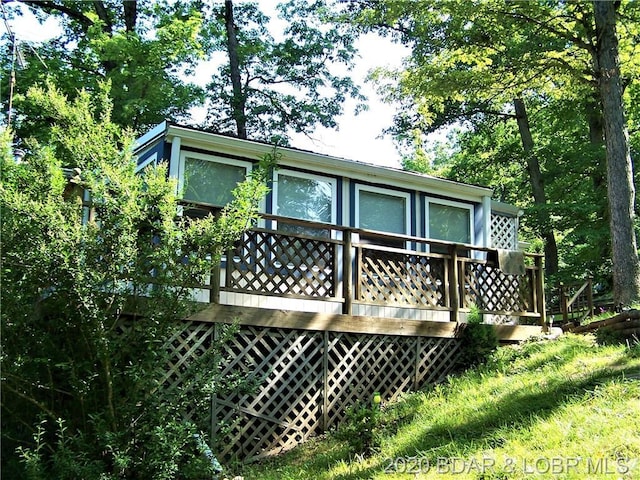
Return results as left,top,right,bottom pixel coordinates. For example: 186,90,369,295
3,0,206,133
202,0,363,144
0,83,273,478
593,0,640,305
5,0,364,146
350,0,640,302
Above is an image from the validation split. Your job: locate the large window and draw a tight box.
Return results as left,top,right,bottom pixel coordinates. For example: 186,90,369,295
426,199,474,244
274,170,337,236
180,153,250,207
356,185,410,247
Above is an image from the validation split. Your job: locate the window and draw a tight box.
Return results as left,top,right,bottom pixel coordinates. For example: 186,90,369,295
356,185,410,247
180,153,250,207
426,199,474,244
274,170,336,237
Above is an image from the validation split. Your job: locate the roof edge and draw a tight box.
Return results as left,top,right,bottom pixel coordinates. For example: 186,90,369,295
163,123,494,200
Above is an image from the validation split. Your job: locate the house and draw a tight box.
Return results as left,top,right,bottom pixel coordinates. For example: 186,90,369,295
134,122,550,460
135,121,543,326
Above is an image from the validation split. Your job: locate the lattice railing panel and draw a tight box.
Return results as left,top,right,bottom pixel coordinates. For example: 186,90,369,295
462,261,533,312
226,230,336,298
491,213,518,250
212,325,325,461
359,249,447,308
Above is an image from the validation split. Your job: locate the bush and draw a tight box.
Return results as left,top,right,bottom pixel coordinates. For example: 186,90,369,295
1,84,273,479
455,305,499,371
334,399,384,457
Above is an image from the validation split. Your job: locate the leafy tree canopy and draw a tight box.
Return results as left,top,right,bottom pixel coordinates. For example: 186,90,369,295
347,0,640,299
3,0,363,145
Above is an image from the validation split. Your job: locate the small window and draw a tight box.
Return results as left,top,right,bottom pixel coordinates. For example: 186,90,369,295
180,154,250,207
274,170,336,237
426,199,473,244
356,186,410,248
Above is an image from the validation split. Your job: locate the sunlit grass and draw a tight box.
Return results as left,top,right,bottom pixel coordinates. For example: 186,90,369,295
235,334,640,479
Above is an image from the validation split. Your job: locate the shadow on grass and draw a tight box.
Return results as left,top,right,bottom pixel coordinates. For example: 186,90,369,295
328,344,640,479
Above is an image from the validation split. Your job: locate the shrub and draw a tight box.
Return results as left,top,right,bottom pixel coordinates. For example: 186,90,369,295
334,400,384,457
455,304,499,371
1,84,273,479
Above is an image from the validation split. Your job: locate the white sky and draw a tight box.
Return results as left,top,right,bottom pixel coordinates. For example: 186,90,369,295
5,1,407,168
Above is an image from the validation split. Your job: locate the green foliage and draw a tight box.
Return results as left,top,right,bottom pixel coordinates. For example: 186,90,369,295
349,0,640,293
334,392,423,459
201,0,363,143
3,1,206,133
595,326,627,346
1,84,270,478
5,1,363,144
455,305,499,371
334,401,383,457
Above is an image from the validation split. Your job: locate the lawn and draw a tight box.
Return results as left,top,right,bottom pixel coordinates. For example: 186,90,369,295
231,334,640,479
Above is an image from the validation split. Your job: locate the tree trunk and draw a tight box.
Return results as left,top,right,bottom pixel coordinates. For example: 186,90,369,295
123,0,137,33
586,99,611,265
593,1,640,305
224,0,247,139
513,97,559,277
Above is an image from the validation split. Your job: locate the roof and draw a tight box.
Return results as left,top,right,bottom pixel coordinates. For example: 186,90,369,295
135,121,494,202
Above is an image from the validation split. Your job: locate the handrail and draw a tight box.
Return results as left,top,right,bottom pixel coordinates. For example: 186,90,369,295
180,199,542,259
181,199,546,326
557,278,594,324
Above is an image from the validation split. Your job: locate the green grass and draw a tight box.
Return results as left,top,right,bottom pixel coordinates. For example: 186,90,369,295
227,334,640,479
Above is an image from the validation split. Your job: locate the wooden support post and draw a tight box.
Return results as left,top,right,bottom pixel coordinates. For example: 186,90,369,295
342,230,352,315
225,248,233,290
449,245,460,322
414,337,421,391
211,323,219,444
322,330,329,431
535,255,547,331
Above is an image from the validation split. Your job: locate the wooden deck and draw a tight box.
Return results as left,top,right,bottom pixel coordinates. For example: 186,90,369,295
163,206,553,461
169,305,559,462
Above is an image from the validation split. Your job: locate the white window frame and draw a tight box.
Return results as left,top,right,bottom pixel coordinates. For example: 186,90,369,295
273,168,338,228
135,152,158,173
355,184,411,237
178,151,253,207
425,197,475,245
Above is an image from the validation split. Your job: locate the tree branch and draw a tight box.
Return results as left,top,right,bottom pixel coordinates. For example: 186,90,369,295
2,383,57,420
500,10,594,54
21,1,94,30
92,1,113,34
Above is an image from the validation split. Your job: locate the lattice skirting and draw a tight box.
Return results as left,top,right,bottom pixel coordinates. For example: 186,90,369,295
165,320,463,462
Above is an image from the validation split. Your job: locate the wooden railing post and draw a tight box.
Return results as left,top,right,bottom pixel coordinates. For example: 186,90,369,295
449,245,460,322
342,230,353,315
559,282,568,324
225,247,233,292
535,255,547,331
587,277,594,318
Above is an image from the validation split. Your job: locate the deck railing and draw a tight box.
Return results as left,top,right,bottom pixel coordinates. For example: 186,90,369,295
550,279,594,325
184,204,546,325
